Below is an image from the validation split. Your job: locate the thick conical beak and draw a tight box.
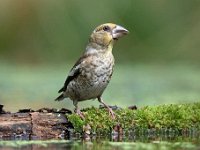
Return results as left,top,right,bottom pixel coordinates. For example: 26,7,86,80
112,25,129,40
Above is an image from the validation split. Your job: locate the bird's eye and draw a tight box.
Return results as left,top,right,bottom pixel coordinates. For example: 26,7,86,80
103,26,110,31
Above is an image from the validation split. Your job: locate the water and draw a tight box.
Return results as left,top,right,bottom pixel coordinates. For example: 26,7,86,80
0,134,200,150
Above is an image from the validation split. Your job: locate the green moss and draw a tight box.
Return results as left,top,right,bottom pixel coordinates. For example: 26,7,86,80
67,103,200,134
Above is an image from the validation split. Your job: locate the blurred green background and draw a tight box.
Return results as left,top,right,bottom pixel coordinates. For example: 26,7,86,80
0,0,200,112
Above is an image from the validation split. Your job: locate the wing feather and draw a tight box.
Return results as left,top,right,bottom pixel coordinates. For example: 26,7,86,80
58,60,81,93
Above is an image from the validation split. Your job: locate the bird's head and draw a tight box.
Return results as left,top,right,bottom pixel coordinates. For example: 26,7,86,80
89,23,129,48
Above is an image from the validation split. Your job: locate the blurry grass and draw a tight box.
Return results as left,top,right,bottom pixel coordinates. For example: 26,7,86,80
0,62,200,112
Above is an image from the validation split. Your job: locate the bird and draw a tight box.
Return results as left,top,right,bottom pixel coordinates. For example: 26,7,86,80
55,23,129,119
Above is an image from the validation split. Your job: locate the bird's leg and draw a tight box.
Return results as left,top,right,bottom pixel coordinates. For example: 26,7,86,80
73,100,85,119
98,97,115,119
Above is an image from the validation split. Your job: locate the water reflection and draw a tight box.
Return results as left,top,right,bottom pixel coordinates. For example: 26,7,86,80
68,133,200,150
0,132,200,150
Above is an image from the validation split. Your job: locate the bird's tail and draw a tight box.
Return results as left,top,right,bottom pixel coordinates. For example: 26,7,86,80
55,93,65,101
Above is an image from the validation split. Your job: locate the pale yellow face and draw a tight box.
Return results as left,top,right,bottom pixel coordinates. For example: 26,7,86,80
90,23,117,47
89,23,129,47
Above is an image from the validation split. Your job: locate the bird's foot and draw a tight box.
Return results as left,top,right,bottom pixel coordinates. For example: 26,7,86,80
98,97,116,120
75,109,85,119
107,107,115,119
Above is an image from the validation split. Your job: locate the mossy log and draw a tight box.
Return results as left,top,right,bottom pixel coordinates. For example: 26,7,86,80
1,103,200,139
68,103,200,135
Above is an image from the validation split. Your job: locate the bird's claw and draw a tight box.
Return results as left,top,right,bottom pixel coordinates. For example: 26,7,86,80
76,109,85,119
108,107,115,119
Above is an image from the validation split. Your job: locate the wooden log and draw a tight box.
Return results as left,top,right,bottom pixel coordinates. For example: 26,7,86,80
31,112,68,139
0,113,32,139
0,112,69,139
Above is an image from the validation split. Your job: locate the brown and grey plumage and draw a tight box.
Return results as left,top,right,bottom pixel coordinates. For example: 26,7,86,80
55,23,129,119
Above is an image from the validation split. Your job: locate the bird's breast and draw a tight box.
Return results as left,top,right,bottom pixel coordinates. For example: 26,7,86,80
82,54,114,83
66,53,114,101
